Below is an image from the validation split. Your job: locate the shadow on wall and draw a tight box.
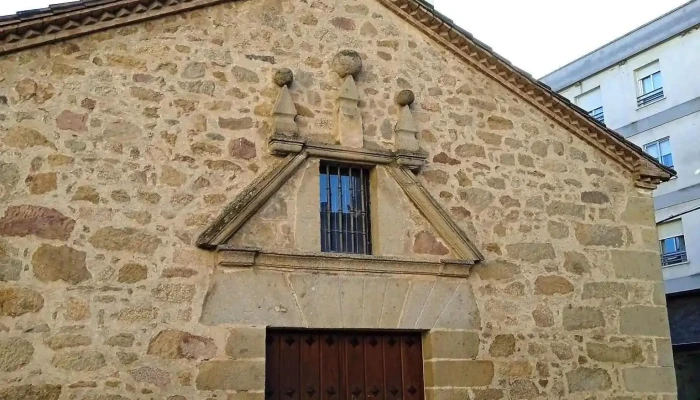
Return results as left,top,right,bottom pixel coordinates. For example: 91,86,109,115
675,349,700,400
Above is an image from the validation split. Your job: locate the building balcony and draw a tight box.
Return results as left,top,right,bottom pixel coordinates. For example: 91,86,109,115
588,107,605,124
662,250,689,267
637,87,665,107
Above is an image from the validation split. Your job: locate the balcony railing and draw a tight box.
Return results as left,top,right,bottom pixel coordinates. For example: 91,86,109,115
662,251,688,267
637,87,664,107
588,107,604,124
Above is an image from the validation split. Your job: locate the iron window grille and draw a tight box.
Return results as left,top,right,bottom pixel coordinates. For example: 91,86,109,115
588,106,605,124
661,236,688,267
319,163,371,255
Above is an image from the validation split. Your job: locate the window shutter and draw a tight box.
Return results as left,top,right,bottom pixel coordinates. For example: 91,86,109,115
575,87,602,112
658,219,683,240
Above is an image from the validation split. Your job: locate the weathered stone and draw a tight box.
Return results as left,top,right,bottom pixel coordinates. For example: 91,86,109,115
509,380,539,399
2,126,54,149
0,257,22,281
103,120,141,142
179,81,216,96
472,389,504,400
424,330,479,359
0,205,75,240
89,227,161,254
44,334,91,350
532,304,554,327
575,223,624,247
196,360,265,390
273,68,293,87
395,89,415,106
229,138,257,159
506,243,555,263
586,342,643,363
487,116,514,130
413,231,449,255
547,221,569,239
0,384,61,400
55,110,88,131
117,305,158,322
106,333,135,347
162,267,198,278
0,286,44,316
455,143,486,158
566,367,612,392
622,367,677,393
489,334,515,357
231,66,260,83
611,250,662,280
620,306,670,337
161,166,187,187
131,366,171,388
220,117,253,130
32,244,90,284
582,282,628,299
621,196,656,226
474,260,520,280
153,283,195,303
0,337,34,371
117,351,138,365
459,188,494,212
563,307,605,330
182,62,206,79
425,360,494,387
130,86,164,102
225,327,266,359
546,201,585,219
331,17,356,31
118,263,147,283
534,275,574,295
25,172,57,194
52,350,105,371
581,191,610,204
64,297,90,321
148,329,217,360
563,251,591,275
72,186,100,203
331,50,362,77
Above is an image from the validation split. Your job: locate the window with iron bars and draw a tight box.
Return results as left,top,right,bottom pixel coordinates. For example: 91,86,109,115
319,163,372,255
660,235,688,267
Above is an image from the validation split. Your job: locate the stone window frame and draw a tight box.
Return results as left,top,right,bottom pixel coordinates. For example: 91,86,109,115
197,138,484,278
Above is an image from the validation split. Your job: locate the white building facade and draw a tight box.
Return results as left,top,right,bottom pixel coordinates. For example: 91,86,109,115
542,2,700,398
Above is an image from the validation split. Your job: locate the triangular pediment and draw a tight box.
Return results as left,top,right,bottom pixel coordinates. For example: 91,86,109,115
197,142,483,263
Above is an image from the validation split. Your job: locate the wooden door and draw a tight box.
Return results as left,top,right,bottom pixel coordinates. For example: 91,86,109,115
265,330,424,400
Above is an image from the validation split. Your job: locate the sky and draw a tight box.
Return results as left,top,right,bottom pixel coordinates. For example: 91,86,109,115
0,0,690,77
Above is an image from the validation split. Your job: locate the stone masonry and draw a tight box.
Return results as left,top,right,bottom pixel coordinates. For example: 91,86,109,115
0,0,675,399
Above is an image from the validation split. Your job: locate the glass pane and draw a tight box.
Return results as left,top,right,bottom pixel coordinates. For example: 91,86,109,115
659,139,671,156
661,154,674,168
641,76,654,94
677,236,686,251
661,238,676,254
652,72,663,89
644,143,660,160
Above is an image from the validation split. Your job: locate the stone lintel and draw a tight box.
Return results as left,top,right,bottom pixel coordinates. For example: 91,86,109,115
267,135,305,156
216,247,474,278
266,140,427,168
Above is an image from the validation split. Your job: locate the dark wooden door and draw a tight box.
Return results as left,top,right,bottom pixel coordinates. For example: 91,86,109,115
266,330,424,400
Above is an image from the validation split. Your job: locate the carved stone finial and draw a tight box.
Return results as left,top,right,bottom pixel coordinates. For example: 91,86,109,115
395,90,415,107
273,68,294,87
394,91,420,152
333,75,363,148
331,50,362,78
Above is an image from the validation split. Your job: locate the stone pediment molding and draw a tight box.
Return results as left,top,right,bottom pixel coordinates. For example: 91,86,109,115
0,0,674,188
197,139,484,265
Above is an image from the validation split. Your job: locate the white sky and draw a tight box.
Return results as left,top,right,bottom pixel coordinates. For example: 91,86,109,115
0,0,690,77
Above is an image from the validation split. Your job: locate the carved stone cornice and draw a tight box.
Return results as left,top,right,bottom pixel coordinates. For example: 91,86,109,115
217,246,474,278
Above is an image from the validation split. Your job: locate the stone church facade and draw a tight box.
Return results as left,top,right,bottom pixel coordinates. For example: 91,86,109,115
0,0,678,399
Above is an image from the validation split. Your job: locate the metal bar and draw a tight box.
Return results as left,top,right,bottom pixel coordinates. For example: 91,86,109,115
326,164,332,251
337,166,343,252
360,168,367,255
349,167,355,254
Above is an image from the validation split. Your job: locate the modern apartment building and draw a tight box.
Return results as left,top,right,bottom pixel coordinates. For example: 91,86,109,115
541,1,700,397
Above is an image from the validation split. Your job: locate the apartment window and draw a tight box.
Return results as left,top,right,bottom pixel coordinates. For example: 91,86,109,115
636,61,664,107
660,236,688,266
319,163,371,254
575,87,604,124
643,137,673,168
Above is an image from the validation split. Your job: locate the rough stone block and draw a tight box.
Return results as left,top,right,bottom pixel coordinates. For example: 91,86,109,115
425,388,471,400
563,306,605,330
424,360,494,387
424,330,479,360
656,338,674,367
622,367,677,393
196,360,265,390
379,278,410,328
566,367,612,392
433,283,480,330
289,273,342,328
611,250,663,281
415,280,460,328
582,282,628,299
586,342,643,363
225,327,266,359
620,306,670,337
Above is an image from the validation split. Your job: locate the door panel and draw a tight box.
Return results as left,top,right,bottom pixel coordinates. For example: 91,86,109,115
266,330,424,400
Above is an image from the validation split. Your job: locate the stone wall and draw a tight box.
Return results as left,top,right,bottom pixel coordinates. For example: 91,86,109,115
0,0,675,399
